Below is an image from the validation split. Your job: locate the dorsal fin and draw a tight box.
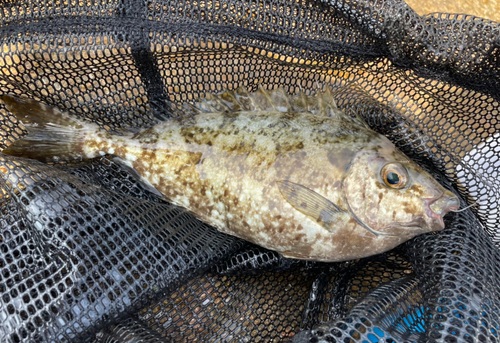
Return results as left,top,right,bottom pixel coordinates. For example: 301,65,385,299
184,86,370,127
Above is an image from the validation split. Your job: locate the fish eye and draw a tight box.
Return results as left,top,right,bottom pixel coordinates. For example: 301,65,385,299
381,163,408,189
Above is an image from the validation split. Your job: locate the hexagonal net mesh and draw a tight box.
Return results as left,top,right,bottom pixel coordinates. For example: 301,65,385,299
0,0,498,342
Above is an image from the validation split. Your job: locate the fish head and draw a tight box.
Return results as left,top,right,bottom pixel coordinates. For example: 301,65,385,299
343,146,459,237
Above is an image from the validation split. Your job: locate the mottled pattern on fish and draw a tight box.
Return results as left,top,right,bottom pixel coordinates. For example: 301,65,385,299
1,89,459,261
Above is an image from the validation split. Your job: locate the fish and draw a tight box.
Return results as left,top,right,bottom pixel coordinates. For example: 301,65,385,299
0,88,460,262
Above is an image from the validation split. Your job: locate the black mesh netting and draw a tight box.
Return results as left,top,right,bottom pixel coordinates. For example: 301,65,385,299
0,0,499,342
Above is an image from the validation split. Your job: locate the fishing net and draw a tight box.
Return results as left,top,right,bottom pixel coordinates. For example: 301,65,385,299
0,0,499,342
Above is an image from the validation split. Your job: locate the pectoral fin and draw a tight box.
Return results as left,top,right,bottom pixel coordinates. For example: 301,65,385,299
276,180,351,232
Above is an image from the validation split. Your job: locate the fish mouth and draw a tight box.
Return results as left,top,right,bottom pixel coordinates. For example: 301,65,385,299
425,190,460,229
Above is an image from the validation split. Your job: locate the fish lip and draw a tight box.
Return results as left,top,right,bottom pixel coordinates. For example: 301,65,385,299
424,198,445,229
424,196,458,230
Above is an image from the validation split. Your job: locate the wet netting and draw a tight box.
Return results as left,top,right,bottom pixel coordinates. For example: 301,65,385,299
0,0,499,342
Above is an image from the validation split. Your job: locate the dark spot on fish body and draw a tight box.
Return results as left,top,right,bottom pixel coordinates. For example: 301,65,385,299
235,157,247,174
409,184,424,197
402,201,416,214
199,185,206,196
294,141,303,150
327,148,354,172
112,146,129,161
85,137,117,157
332,181,341,190
181,152,203,172
224,115,238,123
312,136,328,145
308,170,321,181
135,150,157,166
290,154,306,172
294,231,306,242
378,192,384,205
135,127,160,144
314,128,326,136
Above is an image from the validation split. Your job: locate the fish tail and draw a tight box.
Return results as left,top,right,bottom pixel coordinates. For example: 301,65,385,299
1,95,100,161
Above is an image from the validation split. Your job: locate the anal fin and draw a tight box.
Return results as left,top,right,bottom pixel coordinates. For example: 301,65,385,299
111,156,164,199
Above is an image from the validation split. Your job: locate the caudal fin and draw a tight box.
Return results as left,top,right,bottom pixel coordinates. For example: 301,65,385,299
1,95,100,161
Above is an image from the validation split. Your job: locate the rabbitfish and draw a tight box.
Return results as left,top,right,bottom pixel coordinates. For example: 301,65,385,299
1,89,459,261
